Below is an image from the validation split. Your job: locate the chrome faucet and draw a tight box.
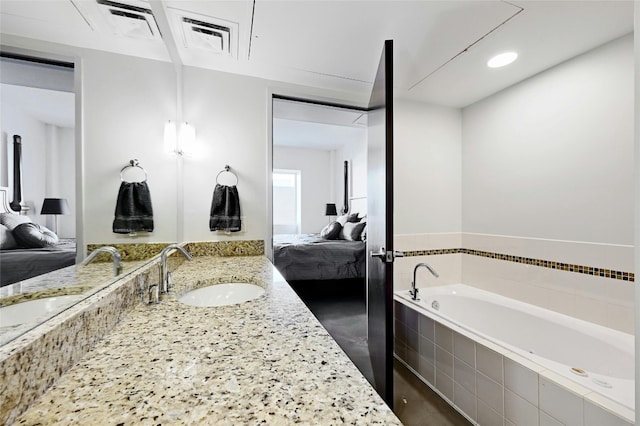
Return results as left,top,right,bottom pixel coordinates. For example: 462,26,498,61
159,244,192,294
82,246,123,277
410,262,439,301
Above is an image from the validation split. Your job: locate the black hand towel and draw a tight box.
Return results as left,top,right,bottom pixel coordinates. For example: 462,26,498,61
209,184,241,232
113,181,154,234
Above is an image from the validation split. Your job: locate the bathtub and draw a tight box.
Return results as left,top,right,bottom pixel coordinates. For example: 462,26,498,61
394,284,634,423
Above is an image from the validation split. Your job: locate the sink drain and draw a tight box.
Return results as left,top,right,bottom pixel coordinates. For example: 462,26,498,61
570,367,588,377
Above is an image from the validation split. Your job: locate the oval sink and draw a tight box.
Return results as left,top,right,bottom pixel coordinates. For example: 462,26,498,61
0,295,83,328
178,283,265,307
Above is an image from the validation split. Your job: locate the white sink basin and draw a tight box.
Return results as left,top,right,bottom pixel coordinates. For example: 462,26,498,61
178,283,265,307
0,295,82,328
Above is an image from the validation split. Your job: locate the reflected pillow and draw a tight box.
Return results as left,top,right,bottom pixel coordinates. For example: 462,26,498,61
340,221,367,241
336,213,360,226
320,221,342,240
0,213,31,230
12,223,59,248
0,224,17,249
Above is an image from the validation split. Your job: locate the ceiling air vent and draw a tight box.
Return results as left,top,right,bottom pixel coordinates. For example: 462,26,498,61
182,17,230,54
169,9,239,59
95,0,161,40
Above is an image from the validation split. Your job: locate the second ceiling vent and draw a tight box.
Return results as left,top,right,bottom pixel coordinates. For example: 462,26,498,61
171,9,238,59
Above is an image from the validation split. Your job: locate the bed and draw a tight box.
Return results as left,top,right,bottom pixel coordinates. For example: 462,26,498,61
0,187,76,287
273,233,366,281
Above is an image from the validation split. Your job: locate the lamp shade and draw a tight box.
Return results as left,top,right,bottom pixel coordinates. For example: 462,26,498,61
41,198,70,215
325,203,337,216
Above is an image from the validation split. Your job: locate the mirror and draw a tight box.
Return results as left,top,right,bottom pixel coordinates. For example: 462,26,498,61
0,49,177,346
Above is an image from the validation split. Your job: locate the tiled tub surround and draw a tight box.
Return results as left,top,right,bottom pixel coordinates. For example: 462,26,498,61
11,255,400,425
394,295,634,426
393,233,634,333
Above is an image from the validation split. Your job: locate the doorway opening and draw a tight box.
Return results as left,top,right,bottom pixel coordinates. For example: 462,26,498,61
270,94,372,379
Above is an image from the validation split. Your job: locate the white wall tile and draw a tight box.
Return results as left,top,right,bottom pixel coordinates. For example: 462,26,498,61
583,400,633,426
477,372,503,415
605,303,634,334
454,332,476,367
477,344,503,385
477,398,504,426
539,376,583,426
504,389,538,426
454,382,477,421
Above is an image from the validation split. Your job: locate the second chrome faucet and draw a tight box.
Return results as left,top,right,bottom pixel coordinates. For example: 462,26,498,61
149,244,193,304
410,262,439,301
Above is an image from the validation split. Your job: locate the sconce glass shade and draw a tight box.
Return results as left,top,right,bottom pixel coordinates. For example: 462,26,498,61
41,198,70,215
164,120,177,155
325,203,338,216
164,120,195,155
178,122,195,154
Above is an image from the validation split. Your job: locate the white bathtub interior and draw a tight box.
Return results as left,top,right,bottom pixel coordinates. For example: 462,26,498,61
394,283,634,425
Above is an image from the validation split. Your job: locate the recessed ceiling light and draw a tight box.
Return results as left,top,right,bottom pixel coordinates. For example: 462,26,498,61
487,52,518,68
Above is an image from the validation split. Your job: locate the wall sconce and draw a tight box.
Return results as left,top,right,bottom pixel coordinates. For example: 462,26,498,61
164,120,195,156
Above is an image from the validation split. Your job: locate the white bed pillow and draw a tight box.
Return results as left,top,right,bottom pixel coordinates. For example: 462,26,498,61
340,221,366,241
0,212,31,230
336,213,359,226
0,224,17,249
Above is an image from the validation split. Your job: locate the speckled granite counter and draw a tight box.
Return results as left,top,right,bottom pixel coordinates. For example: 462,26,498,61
0,260,146,346
14,256,401,425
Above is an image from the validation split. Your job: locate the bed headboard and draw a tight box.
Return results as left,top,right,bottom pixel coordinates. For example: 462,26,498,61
0,186,17,214
350,196,367,217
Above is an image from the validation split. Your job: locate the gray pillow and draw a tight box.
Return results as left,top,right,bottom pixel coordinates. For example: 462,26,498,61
340,221,366,241
12,223,59,248
0,213,31,230
0,224,17,249
320,221,342,240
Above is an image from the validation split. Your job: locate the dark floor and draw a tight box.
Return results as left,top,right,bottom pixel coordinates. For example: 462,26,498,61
289,280,471,426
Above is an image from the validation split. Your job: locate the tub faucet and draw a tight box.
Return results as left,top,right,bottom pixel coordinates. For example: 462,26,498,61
411,262,439,301
159,244,193,294
82,246,123,277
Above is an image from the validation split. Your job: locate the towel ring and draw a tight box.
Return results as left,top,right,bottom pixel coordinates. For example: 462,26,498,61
120,159,148,183
216,165,238,186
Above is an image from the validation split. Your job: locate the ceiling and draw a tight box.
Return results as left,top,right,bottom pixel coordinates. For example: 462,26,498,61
0,1,633,108
1,83,75,128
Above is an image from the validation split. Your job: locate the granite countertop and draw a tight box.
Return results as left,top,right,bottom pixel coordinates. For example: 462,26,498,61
0,261,147,346
15,256,401,425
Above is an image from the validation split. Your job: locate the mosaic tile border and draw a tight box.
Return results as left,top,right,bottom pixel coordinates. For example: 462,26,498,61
401,248,635,282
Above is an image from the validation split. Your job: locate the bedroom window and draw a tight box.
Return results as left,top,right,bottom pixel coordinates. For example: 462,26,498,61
273,169,301,235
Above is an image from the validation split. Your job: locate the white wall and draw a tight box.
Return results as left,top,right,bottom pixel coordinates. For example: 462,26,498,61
0,103,47,223
456,34,635,333
462,34,634,245
81,49,178,244
273,145,332,233
334,128,367,215
55,126,76,237
394,99,462,235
